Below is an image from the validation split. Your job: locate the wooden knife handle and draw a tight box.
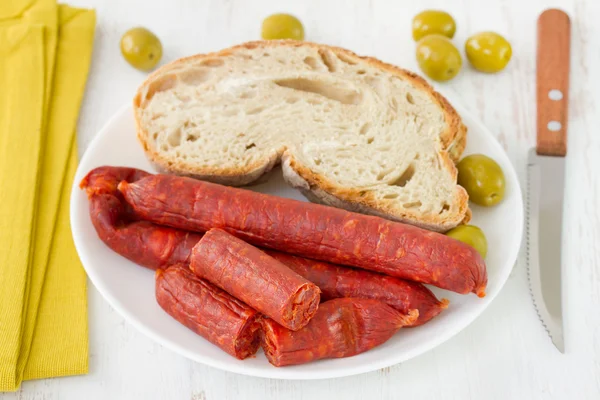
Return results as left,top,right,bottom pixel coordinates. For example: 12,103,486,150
536,9,571,157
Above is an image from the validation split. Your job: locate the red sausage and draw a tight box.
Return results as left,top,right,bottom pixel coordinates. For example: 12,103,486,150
119,174,487,296
81,166,448,326
261,298,419,367
265,250,448,327
80,166,150,198
82,197,446,326
156,265,261,360
190,229,321,331
80,166,203,270
88,194,203,270
82,168,261,359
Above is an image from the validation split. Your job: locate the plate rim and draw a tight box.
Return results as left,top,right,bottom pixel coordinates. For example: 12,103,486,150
71,97,524,380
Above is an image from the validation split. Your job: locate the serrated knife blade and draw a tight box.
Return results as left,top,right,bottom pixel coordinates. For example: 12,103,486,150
526,149,565,352
527,8,571,353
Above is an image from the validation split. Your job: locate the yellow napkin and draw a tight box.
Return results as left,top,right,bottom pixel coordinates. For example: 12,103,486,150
23,6,96,380
1,0,58,109
2,0,57,387
24,141,89,380
0,21,46,393
0,0,95,391
23,5,96,381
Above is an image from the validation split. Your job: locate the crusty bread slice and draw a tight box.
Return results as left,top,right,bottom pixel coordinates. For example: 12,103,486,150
133,40,469,232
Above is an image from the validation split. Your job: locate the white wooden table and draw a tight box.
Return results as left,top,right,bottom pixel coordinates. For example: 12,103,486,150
3,0,600,398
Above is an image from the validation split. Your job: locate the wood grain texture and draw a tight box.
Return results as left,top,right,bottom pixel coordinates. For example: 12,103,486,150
2,0,599,399
536,8,571,156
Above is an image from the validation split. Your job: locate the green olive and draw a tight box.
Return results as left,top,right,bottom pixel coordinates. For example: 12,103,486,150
412,10,456,41
457,154,506,206
120,27,163,71
416,34,462,82
465,32,512,73
446,225,488,258
261,13,304,40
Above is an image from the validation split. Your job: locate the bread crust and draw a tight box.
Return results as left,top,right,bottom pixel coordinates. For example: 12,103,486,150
134,40,469,232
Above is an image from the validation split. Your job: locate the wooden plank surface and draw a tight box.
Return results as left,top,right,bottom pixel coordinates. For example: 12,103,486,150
2,0,600,398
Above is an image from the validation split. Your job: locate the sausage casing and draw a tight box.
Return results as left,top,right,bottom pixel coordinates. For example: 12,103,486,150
261,298,418,367
190,229,321,331
80,165,150,198
80,166,202,270
156,265,261,359
119,174,487,296
82,166,448,326
265,250,448,326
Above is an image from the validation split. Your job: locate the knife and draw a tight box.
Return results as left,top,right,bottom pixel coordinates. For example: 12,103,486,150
526,8,571,353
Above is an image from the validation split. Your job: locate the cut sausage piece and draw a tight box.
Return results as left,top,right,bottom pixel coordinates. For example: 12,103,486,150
156,265,261,360
190,229,321,331
119,174,487,296
80,166,202,270
265,250,448,327
261,298,419,367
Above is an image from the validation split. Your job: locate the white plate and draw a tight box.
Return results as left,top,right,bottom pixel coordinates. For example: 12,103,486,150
71,100,523,380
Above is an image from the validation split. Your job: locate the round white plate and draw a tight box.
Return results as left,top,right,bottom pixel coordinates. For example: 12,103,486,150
71,100,523,380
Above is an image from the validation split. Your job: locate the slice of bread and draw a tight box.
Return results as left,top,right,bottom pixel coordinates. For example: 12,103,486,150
133,40,469,232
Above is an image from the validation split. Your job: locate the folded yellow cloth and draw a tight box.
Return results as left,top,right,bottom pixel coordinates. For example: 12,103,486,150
24,6,96,380
0,0,95,391
1,0,58,387
0,20,46,393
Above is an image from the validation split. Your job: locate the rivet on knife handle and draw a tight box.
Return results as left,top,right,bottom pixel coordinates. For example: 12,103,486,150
536,9,571,157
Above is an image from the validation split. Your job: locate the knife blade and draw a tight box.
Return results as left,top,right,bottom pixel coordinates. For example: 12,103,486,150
526,8,571,353
526,149,565,352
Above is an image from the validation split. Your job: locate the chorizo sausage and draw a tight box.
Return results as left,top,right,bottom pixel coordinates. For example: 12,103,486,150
82,166,447,326
119,174,487,296
83,168,261,359
156,265,261,360
88,194,203,270
82,202,446,327
264,250,448,327
261,298,418,367
80,166,202,270
190,228,321,331
80,165,150,198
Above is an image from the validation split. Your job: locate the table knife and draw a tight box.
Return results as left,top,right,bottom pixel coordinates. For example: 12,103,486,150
527,8,571,353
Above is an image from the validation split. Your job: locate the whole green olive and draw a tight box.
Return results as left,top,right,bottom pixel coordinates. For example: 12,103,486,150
416,34,462,82
261,13,304,40
445,225,488,258
120,27,163,71
412,10,456,41
457,154,506,206
465,32,512,73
